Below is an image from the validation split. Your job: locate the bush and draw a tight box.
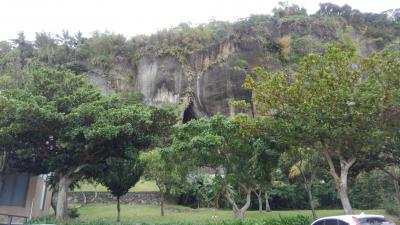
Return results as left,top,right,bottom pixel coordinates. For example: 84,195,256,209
68,208,80,219
292,35,324,56
263,40,281,53
269,182,308,209
27,215,56,224
383,199,400,217
277,36,292,58
228,215,311,225
232,59,249,69
349,170,391,209
28,215,311,225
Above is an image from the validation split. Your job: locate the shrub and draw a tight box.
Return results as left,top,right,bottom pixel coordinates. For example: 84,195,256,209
209,216,311,225
232,59,249,69
68,208,80,219
292,35,324,56
27,215,56,224
263,40,281,53
349,170,391,209
277,36,292,58
28,215,311,225
383,199,400,217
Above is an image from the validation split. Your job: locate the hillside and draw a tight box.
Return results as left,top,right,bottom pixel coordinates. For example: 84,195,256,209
0,3,399,121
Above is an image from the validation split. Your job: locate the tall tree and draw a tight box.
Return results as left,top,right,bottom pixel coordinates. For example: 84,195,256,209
11,32,34,68
171,114,281,219
34,32,57,64
0,64,175,220
243,44,400,214
364,46,400,207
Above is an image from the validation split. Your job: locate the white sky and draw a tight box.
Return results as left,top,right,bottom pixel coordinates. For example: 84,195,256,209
0,0,398,41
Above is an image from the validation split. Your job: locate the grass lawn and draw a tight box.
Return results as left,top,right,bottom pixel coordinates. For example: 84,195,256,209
74,204,398,224
73,180,159,192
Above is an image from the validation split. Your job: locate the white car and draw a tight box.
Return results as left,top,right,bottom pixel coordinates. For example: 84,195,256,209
311,214,396,225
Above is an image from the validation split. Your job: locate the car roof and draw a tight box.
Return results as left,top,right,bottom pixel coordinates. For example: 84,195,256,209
312,214,385,224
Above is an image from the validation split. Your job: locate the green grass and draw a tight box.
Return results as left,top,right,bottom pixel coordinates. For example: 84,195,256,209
73,180,159,192
72,204,397,224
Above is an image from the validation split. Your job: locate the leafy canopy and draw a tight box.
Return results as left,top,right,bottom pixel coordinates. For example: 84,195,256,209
244,44,400,158
0,64,176,178
171,114,282,190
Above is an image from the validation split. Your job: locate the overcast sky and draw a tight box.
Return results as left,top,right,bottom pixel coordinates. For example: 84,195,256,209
0,0,398,41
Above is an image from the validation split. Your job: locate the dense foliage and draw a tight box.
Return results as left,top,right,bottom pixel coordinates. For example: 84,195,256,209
28,215,311,225
0,3,397,80
96,154,144,222
1,2,400,222
170,114,283,219
0,63,176,220
243,44,400,214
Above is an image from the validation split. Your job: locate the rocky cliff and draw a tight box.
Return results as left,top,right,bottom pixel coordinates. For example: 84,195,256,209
1,9,394,121
83,14,398,121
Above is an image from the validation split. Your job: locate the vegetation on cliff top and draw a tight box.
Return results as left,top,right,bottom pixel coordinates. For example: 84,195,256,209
0,2,398,80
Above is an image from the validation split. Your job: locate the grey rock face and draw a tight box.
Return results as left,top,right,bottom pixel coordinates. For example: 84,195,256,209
130,39,249,119
193,65,251,117
135,55,187,105
86,39,280,119
85,20,395,120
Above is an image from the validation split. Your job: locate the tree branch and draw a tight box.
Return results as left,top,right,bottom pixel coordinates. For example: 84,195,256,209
322,149,340,182
223,185,239,212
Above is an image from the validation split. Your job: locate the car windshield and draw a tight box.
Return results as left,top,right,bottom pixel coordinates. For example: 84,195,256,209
359,217,395,225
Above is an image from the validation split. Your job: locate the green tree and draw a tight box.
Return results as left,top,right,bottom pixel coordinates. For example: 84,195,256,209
243,45,400,214
171,114,281,219
379,137,400,207
140,148,184,216
349,170,390,209
286,148,323,219
34,32,57,64
364,45,400,208
11,32,34,68
0,64,175,220
96,153,143,223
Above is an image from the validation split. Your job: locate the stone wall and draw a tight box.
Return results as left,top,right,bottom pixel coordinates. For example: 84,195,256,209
68,191,161,205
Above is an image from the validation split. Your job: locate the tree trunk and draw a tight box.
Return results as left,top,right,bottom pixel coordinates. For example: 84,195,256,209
381,167,400,207
323,150,355,215
160,191,165,216
299,166,317,220
0,152,7,190
224,184,252,220
307,186,317,220
56,174,73,221
215,193,220,209
91,184,98,202
116,196,121,223
393,179,400,207
234,210,245,220
80,187,87,205
234,190,251,220
338,178,352,215
0,174,4,192
265,192,271,212
51,191,58,216
254,190,263,213
389,167,400,207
